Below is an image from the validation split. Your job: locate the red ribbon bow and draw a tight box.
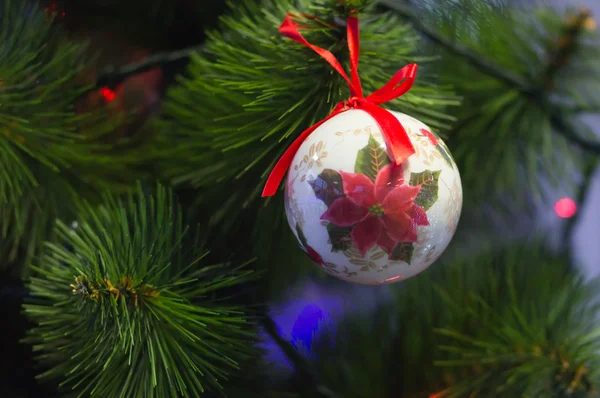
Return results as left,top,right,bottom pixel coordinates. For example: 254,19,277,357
262,14,418,197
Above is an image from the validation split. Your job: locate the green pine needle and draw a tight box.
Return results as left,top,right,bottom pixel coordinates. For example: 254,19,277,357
405,0,600,204
23,183,260,398
154,0,457,200
303,242,600,397
0,0,149,272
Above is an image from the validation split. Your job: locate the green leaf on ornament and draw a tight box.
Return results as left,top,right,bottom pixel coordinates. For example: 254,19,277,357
437,143,455,169
354,134,390,182
390,242,415,263
327,223,353,252
409,169,442,211
296,223,309,249
309,169,344,207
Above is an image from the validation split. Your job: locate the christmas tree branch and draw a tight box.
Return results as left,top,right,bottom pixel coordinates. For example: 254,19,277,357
376,0,536,94
377,0,600,154
549,111,600,153
91,45,203,90
24,184,261,397
562,157,598,250
261,316,338,398
543,9,594,90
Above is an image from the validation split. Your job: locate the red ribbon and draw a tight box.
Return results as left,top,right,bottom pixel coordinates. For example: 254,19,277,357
262,14,418,197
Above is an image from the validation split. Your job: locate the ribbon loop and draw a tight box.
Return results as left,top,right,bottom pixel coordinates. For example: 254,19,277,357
367,63,418,104
262,13,419,197
279,14,361,97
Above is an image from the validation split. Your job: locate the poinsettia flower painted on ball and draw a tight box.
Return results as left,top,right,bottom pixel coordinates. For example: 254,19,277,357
320,164,429,257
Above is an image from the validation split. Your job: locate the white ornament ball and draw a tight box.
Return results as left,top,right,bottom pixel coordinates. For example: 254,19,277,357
284,109,462,285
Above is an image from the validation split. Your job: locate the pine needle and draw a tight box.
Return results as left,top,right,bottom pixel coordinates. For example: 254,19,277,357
23,183,261,397
394,0,600,205
0,0,149,274
302,242,600,397
154,0,457,201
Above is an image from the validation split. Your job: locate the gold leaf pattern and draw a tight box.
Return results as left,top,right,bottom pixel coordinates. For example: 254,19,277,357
371,251,386,260
332,126,383,144
342,245,388,273
405,125,441,164
291,140,329,183
320,262,339,275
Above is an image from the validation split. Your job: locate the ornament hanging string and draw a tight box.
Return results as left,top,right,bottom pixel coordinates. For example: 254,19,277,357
262,13,419,197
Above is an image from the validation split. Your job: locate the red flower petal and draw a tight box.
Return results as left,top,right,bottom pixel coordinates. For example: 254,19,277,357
398,226,419,243
421,128,438,146
374,163,405,203
382,185,421,216
320,197,369,226
382,213,413,242
339,171,377,208
351,215,383,257
377,231,397,255
407,204,429,226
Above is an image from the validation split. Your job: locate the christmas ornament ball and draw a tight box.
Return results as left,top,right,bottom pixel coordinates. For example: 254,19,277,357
284,109,462,285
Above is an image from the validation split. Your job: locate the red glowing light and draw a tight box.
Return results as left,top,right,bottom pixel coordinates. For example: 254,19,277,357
554,197,577,218
100,87,116,101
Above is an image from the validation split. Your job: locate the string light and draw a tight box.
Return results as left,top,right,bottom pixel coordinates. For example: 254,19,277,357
100,87,116,101
554,197,577,218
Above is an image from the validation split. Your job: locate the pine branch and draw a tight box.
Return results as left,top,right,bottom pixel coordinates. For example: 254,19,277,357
562,157,598,250
23,184,260,398
543,9,595,90
376,0,537,95
0,0,149,274
550,111,600,153
303,243,600,397
86,0,369,91
0,1,142,191
378,0,600,155
92,45,203,90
